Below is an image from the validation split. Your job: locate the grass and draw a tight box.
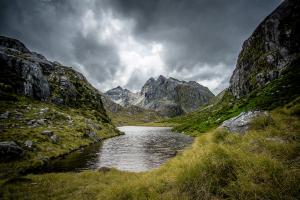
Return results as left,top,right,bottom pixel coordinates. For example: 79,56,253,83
0,96,121,182
107,109,164,127
1,101,299,200
164,62,300,136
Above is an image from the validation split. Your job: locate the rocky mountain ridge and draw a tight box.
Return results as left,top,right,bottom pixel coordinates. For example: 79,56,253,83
105,75,215,117
0,36,120,175
230,0,300,98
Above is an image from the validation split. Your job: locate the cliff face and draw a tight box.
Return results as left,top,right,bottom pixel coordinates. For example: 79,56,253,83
0,36,121,175
0,36,110,122
105,75,215,117
139,75,214,115
230,0,300,98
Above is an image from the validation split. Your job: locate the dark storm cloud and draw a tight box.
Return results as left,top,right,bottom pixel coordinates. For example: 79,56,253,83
0,0,282,93
0,0,120,86
104,0,281,68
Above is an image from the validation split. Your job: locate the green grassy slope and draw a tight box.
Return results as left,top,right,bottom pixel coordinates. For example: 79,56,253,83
1,101,299,200
164,61,300,136
0,97,120,182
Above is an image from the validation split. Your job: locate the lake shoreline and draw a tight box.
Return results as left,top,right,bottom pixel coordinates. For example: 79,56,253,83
32,126,193,174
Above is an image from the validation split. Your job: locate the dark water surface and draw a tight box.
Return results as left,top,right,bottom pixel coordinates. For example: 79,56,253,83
41,126,193,173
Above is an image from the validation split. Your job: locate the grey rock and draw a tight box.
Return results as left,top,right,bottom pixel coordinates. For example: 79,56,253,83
50,134,59,143
24,140,33,149
229,0,300,98
105,75,215,117
0,36,112,127
0,111,9,119
220,111,267,133
41,130,54,137
27,119,36,125
0,141,23,161
36,119,46,125
0,36,30,53
39,108,49,114
85,130,101,142
0,38,50,100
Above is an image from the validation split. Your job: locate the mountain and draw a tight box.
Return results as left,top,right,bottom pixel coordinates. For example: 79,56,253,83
101,93,163,126
230,0,300,98
0,36,120,176
105,86,140,107
105,75,215,117
165,0,300,134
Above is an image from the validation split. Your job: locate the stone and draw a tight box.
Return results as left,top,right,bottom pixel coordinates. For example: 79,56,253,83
105,76,215,117
36,119,46,125
85,129,101,142
0,111,9,119
24,140,33,149
229,0,300,98
50,134,59,143
39,108,49,114
220,111,267,133
0,141,23,161
27,119,36,125
41,130,53,137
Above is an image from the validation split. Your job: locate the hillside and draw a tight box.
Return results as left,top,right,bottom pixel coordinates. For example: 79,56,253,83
164,0,300,135
0,36,121,179
0,0,299,200
101,94,163,126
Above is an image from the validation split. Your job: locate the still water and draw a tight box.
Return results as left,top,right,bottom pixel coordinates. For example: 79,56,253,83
41,126,193,172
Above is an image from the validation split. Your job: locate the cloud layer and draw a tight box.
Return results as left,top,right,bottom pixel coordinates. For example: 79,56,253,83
0,0,281,94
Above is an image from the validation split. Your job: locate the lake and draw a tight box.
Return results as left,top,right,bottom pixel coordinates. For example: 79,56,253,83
40,126,193,173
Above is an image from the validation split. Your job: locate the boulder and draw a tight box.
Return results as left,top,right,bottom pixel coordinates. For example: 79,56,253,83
85,129,101,142
50,134,59,143
0,111,9,119
0,141,23,161
24,140,33,149
41,130,54,137
220,111,267,133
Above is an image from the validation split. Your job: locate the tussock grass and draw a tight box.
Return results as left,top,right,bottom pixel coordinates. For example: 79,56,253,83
1,102,299,200
0,97,120,182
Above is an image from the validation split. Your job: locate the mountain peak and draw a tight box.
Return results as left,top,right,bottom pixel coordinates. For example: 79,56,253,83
0,35,30,53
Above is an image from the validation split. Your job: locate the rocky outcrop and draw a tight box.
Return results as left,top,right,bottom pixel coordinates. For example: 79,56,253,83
139,76,214,115
105,75,214,117
0,37,51,101
0,36,110,123
220,111,268,133
0,141,23,161
230,0,300,98
105,86,139,107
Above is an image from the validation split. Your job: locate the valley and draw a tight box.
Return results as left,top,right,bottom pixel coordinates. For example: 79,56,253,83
0,0,299,199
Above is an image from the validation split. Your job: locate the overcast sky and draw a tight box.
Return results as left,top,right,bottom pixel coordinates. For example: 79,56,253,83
0,0,281,94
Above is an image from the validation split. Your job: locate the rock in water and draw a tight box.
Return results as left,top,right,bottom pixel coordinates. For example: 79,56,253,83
229,0,300,98
0,141,23,161
220,111,267,133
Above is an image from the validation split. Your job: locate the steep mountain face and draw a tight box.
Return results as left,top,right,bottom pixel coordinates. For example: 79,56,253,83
230,0,300,98
0,36,110,122
101,94,162,126
105,75,215,117
139,75,214,115
0,36,120,175
105,86,140,107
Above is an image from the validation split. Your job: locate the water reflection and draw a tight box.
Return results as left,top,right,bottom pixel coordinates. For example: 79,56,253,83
41,126,193,173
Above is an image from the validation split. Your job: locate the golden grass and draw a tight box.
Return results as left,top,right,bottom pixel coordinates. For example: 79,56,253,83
1,103,299,200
